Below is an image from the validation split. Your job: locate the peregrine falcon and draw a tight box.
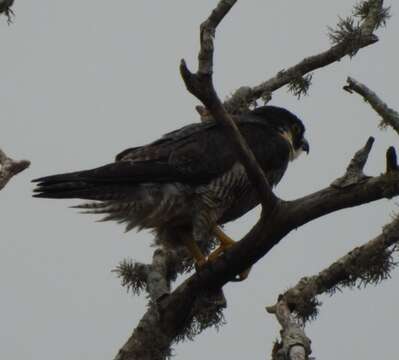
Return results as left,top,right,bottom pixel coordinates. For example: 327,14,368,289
33,106,309,275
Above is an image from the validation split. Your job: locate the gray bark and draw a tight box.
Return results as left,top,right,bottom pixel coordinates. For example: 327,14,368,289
0,148,29,191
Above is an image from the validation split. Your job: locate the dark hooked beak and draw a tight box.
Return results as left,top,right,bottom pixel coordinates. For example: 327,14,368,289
301,139,310,154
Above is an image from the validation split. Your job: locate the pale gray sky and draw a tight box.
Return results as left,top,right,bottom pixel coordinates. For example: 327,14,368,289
1,1,398,359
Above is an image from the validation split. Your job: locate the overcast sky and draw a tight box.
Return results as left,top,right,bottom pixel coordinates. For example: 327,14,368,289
1,1,398,359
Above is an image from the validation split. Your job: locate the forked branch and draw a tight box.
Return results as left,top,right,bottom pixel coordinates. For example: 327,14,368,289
266,300,311,360
331,136,374,188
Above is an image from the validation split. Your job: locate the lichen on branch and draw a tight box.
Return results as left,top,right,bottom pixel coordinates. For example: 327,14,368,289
0,148,30,191
344,77,399,134
276,217,399,322
0,0,15,24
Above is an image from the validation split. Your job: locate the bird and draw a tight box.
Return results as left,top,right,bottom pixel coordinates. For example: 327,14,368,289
33,105,309,278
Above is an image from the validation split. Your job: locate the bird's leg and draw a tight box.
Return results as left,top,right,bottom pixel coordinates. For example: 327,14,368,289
181,236,207,267
189,208,217,269
208,226,251,281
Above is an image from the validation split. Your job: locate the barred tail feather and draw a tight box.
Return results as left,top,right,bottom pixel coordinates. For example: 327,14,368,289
70,199,154,233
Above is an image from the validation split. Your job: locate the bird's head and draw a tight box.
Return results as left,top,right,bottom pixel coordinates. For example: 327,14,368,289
250,105,309,161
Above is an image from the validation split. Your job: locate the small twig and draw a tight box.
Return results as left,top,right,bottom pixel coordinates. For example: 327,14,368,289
223,0,385,113
344,76,399,135
266,300,311,360
331,137,374,188
197,0,237,76
0,148,30,191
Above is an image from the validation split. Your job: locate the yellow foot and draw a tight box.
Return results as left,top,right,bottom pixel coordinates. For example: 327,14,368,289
207,241,232,262
208,226,252,281
207,226,236,261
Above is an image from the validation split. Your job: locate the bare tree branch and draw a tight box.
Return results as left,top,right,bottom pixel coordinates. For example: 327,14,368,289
0,148,30,191
272,216,399,322
267,36,399,359
284,159,399,229
114,247,226,359
266,300,311,360
114,248,177,360
331,136,374,187
197,0,237,76
344,76,399,134
223,0,386,113
265,204,399,358
266,69,399,353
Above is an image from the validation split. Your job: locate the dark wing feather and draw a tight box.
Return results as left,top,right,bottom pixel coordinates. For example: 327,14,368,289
33,119,290,200
169,121,291,185
115,121,215,162
117,118,291,181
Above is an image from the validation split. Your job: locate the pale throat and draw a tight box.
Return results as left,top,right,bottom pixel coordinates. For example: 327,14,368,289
279,130,303,161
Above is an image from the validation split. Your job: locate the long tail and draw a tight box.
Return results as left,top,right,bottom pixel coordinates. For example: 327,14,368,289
33,180,135,200
32,160,174,201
